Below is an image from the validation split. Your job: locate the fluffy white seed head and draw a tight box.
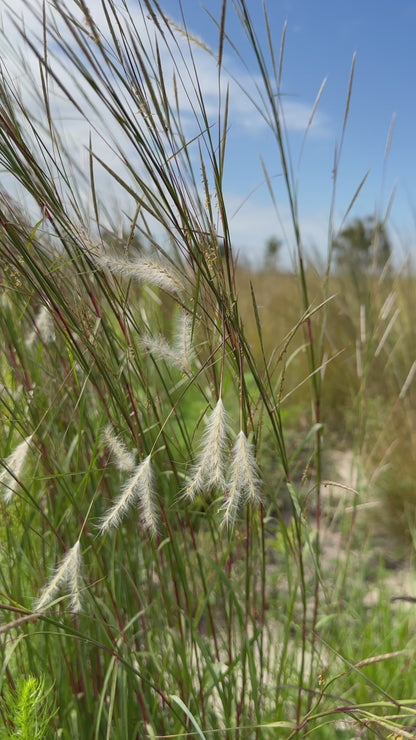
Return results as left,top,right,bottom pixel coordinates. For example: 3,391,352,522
220,431,261,529
93,252,183,296
102,427,136,472
140,333,189,373
141,311,195,374
184,399,228,500
99,455,158,536
174,312,195,372
34,541,83,613
25,305,55,348
0,435,33,503
134,455,159,536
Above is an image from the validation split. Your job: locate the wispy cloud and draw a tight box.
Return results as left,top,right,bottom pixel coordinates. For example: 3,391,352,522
3,1,330,149
224,193,331,266
0,0,331,260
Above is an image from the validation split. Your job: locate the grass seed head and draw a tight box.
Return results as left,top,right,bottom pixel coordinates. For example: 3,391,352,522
220,431,261,529
102,426,136,472
92,251,184,296
25,305,55,348
99,455,158,536
174,311,195,372
140,333,190,373
184,399,228,500
34,541,83,613
0,435,33,503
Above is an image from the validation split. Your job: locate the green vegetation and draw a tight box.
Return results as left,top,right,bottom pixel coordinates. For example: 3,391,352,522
0,1,416,737
332,215,392,300
0,675,56,740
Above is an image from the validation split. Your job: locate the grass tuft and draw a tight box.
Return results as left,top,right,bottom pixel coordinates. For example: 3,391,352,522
0,1,414,737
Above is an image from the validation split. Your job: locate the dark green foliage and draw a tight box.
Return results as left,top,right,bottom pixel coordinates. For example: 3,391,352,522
333,216,391,298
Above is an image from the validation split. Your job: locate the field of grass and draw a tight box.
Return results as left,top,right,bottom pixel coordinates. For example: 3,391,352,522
1,1,416,738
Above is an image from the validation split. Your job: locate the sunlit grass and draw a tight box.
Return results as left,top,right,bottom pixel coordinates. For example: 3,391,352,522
0,1,415,738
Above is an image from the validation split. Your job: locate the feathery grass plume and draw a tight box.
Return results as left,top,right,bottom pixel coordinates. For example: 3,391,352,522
99,455,158,536
34,541,82,613
141,311,195,373
0,435,33,503
184,399,229,501
102,426,136,472
140,332,188,373
174,312,195,372
399,360,416,400
25,305,55,348
380,290,396,321
135,456,159,536
92,251,183,296
221,431,262,529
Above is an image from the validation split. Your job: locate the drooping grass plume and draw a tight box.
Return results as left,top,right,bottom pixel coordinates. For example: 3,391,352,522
102,426,136,472
184,399,229,501
99,454,158,536
140,311,195,373
0,435,33,503
0,0,413,736
34,541,83,613
140,332,188,372
399,360,416,400
220,430,261,529
91,251,184,296
25,304,55,348
174,311,195,372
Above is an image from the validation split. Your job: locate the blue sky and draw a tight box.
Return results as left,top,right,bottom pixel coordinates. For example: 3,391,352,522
2,0,416,266
157,0,416,265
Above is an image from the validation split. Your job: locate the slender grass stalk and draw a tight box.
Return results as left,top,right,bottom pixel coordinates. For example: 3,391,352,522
0,1,414,738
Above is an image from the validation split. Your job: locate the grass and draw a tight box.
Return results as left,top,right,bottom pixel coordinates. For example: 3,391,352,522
0,0,416,737
0,675,56,740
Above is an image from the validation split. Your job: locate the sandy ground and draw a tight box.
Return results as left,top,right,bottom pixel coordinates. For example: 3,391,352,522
322,449,416,607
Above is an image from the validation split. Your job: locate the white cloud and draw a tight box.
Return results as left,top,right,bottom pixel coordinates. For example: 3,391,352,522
1,0,330,138
225,192,331,268
0,0,332,254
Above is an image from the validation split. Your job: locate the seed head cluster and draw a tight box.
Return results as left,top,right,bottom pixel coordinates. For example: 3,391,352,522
184,400,262,528
32,398,262,612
